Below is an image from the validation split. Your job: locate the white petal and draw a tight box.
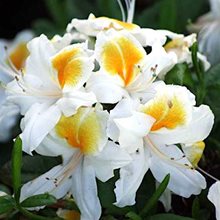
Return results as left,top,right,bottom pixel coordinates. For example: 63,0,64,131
0,98,19,142
20,164,71,203
20,103,61,154
156,30,184,40
88,141,132,182
132,28,167,46
35,130,76,163
151,105,214,145
107,98,139,142
114,111,155,153
13,30,34,45
208,181,220,220
71,158,102,220
86,71,127,103
149,144,206,197
57,90,96,117
51,33,73,51
114,146,149,207
26,34,58,89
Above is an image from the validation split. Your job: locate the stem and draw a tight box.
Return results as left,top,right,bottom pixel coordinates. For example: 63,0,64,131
197,167,219,182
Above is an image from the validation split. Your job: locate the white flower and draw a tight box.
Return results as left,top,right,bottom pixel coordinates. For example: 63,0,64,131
20,106,131,220
7,34,97,153
0,30,33,142
188,0,220,65
86,29,176,104
208,181,220,220
66,12,139,37
163,32,210,73
67,13,167,47
108,82,214,207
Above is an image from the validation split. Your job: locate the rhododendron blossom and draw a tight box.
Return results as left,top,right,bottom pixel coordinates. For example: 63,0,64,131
0,1,217,219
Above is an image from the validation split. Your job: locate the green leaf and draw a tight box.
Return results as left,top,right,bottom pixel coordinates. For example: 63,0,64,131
96,0,121,19
159,0,177,31
146,214,194,220
140,174,170,217
21,193,57,208
11,137,22,202
44,0,68,27
0,184,11,195
136,0,207,33
126,211,142,220
135,171,156,213
204,63,220,122
135,1,161,29
165,63,194,88
191,42,203,80
0,195,15,214
97,170,134,215
192,197,200,219
0,155,61,187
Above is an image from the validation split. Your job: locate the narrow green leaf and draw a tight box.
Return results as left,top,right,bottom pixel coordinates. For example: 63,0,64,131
0,195,15,214
21,193,57,208
11,137,22,202
191,42,206,104
146,213,194,220
192,197,200,218
126,211,142,220
191,42,202,80
140,174,170,217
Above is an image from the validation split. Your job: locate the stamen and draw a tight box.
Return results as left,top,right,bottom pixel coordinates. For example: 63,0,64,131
145,135,194,169
15,75,26,92
53,151,83,186
196,167,220,182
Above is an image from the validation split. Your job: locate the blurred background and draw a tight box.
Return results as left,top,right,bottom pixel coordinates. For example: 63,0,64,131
0,0,209,38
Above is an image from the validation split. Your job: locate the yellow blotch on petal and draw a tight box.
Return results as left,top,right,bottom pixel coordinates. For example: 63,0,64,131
142,95,187,131
101,36,144,85
56,108,101,155
183,141,205,167
97,17,139,31
9,43,29,70
164,38,188,51
52,48,83,88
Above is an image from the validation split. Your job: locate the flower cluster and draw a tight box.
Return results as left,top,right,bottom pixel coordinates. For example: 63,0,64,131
0,2,218,220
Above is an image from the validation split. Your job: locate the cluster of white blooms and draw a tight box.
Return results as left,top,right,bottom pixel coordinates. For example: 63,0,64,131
0,1,219,220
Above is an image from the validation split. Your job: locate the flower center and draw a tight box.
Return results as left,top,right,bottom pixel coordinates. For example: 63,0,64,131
101,35,144,86
142,95,187,131
52,47,83,89
55,107,102,155
9,42,29,70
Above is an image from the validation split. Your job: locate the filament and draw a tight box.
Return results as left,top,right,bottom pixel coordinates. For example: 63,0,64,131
145,135,194,170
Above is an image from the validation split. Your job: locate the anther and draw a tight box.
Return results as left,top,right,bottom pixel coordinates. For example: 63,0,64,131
167,100,173,108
